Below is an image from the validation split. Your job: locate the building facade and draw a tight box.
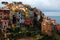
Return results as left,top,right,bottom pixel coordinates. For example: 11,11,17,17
0,10,10,28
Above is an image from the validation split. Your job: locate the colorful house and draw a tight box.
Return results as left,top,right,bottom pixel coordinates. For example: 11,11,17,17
1,20,9,28
41,19,53,36
56,24,60,32
0,10,10,28
0,10,4,20
16,10,25,27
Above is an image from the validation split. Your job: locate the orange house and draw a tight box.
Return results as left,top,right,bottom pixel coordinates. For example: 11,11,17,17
0,10,10,19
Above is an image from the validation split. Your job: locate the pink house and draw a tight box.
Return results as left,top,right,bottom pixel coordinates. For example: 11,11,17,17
1,20,9,28
56,24,60,31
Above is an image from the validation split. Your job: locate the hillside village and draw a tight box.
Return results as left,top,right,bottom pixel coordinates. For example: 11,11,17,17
0,2,60,40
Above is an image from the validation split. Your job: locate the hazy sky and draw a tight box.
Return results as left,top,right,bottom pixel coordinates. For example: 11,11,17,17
0,0,60,16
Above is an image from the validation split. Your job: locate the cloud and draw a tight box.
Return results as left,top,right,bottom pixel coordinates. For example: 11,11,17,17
38,0,60,11
0,0,60,11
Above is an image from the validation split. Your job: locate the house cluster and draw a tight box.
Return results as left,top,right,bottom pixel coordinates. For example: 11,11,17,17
0,2,43,29
0,2,58,38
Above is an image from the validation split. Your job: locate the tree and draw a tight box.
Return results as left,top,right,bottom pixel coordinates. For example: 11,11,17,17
1,2,8,5
17,2,22,4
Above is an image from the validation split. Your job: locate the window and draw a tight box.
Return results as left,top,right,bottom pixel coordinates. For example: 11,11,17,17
18,19,19,22
19,16,20,17
4,26,6,28
5,22,6,24
0,16,2,18
4,10,10,14
19,11,21,14
0,13,2,15
19,12,20,14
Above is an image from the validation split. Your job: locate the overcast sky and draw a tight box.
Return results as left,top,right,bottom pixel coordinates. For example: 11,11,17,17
0,0,60,16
